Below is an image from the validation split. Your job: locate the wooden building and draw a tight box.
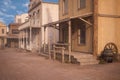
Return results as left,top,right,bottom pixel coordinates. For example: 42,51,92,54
7,23,20,48
43,0,120,65
0,22,7,49
19,0,59,52
94,0,120,56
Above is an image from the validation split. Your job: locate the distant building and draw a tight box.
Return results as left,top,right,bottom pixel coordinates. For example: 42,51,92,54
7,23,21,48
0,22,7,49
15,13,28,23
19,0,59,52
7,13,28,48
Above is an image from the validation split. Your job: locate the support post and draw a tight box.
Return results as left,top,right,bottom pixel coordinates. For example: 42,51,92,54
22,30,24,49
53,45,56,60
19,31,21,48
62,47,65,63
48,41,51,59
68,20,71,63
26,29,27,49
39,28,41,53
43,27,46,53
30,27,32,50
53,25,56,60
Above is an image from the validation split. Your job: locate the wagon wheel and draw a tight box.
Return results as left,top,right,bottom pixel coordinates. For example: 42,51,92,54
104,43,118,55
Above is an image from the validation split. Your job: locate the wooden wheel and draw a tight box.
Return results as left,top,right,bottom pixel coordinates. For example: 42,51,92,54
104,43,118,55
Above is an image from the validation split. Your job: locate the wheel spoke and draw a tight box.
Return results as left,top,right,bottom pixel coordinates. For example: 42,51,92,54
104,42,118,54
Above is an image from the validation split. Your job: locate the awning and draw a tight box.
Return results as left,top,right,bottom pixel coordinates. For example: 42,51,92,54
42,12,93,27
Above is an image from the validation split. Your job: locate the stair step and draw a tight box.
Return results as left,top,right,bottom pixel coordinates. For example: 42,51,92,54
80,61,99,65
77,58,98,63
73,55,93,59
71,53,99,65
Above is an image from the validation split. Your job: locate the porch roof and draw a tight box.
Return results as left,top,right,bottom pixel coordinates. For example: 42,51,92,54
42,12,93,27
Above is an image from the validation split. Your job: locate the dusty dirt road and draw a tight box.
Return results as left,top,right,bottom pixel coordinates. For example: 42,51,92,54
0,48,120,80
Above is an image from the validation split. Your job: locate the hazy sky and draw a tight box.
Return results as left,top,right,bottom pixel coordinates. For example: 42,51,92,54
0,0,58,26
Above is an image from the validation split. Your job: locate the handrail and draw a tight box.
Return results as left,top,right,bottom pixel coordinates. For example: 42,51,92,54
53,45,65,63
54,43,69,46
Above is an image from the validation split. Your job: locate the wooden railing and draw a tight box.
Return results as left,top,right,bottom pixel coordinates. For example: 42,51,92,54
48,42,69,63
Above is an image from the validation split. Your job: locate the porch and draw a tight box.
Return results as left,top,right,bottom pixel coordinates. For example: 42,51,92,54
18,21,40,52
44,43,98,65
43,13,99,65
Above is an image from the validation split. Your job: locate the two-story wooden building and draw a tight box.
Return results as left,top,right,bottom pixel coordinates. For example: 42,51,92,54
7,23,21,48
20,0,59,52
43,0,120,65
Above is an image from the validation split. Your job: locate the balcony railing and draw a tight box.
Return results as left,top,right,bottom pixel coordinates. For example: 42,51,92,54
18,21,30,30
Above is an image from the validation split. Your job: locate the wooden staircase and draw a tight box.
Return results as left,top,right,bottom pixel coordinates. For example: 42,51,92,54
70,53,99,65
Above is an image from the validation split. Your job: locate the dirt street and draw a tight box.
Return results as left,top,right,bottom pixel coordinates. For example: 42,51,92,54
0,48,120,80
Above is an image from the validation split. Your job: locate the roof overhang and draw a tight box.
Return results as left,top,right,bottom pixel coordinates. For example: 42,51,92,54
42,12,93,28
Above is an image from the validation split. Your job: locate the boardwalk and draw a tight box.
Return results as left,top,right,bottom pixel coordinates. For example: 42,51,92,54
0,48,120,80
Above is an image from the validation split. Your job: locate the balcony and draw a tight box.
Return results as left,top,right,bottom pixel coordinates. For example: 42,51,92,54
18,21,30,30
30,19,40,28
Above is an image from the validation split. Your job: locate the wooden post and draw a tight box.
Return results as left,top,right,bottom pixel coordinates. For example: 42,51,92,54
38,28,41,53
23,30,25,49
62,47,65,63
23,30,24,48
53,25,56,60
30,27,32,50
68,20,71,63
18,31,20,48
44,27,46,53
26,29,27,49
53,45,56,60
93,0,98,56
48,41,51,59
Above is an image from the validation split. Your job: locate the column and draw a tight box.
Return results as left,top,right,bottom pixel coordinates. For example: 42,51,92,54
23,30,25,49
39,28,41,53
53,25,56,60
68,20,71,63
43,27,46,53
30,27,32,50
19,31,21,48
22,31,23,48
26,29,27,49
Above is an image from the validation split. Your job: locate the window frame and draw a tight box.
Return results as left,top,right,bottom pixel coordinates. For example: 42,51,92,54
78,0,86,10
2,29,4,34
63,0,68,15
77,24,86,45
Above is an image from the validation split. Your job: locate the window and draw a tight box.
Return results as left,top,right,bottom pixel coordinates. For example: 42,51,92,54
63,0,68,14
62,27,68,43
78,0,86,9
38,10,40,14
12,29,19,34
2,29,4,34
33,12,35,16
78,24,86,45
